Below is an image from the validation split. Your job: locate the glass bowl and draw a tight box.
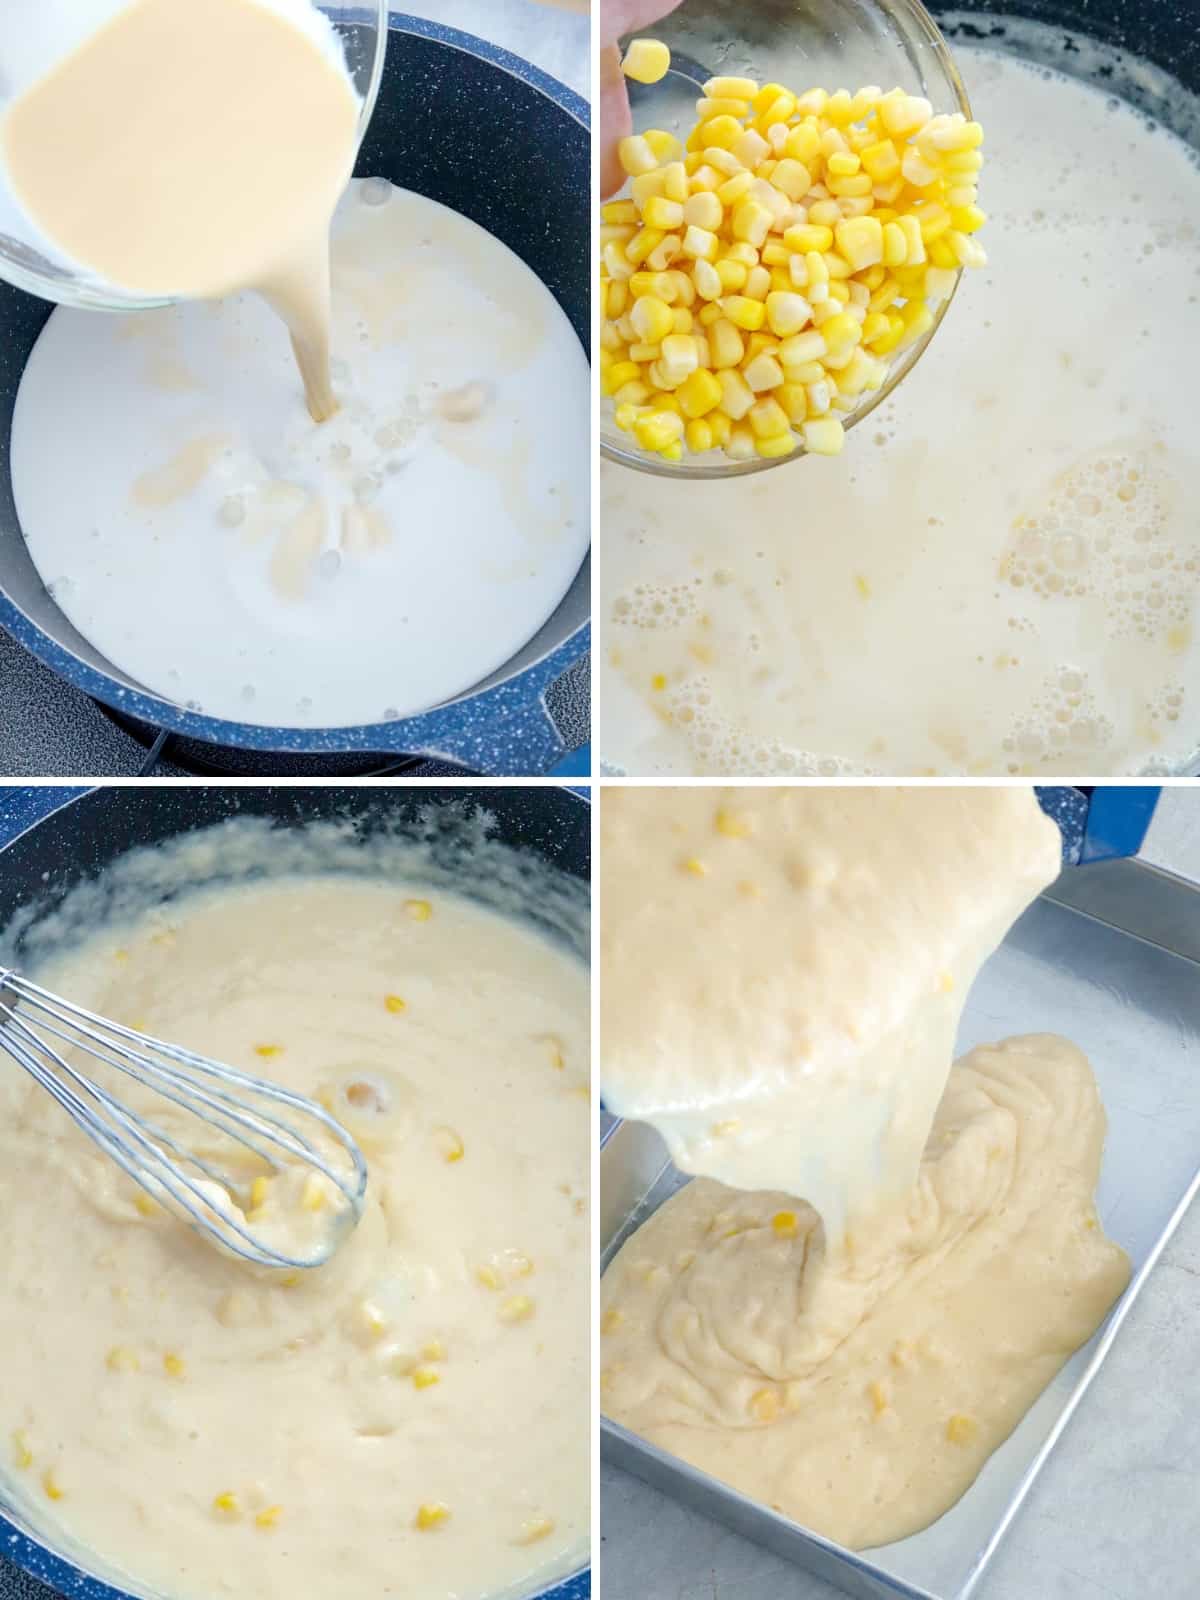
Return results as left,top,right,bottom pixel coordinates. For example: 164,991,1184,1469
0,2,387,313
600,0,971,479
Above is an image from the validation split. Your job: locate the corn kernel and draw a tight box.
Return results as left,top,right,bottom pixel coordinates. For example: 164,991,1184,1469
106,1346,140,1374
601,1308,625,1334
42,1469,64,1501
772,1210,798,1236
254,1044,283,1058
416,1503,450,1531
644,128,682,163
12,1430,32,1471
515,1515,556,1545
870,1379,891,1416
404,898,433,922
434,1125,465,1163
947,1413,978,1445
422,1337,447,1362
384,994,407,1014
412,1366,441,1389
499,1295,535,1324
622,38,671,84
163,1352,186,1379
749,1388,780,1422
213,1492,241,1519
618,135,658,177
803,417,845,455
255,1506,283,1530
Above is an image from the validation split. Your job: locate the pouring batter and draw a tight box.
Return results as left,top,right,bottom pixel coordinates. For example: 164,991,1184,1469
2,0,361,420
0,859,590,1600
600,785,1129,1546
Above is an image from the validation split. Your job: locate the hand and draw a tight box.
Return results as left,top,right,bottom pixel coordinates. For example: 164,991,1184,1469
601,0,685,198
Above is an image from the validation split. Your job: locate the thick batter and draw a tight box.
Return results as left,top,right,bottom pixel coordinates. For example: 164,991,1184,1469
601,785,1061,1240
600,1034,1130,1548
601,44,1200,776
0,869,589,1600
600,785,1128,1547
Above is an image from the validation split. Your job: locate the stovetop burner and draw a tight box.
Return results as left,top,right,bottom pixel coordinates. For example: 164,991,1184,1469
95,703,477,778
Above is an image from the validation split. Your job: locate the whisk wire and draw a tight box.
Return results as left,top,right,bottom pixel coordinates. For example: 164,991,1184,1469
0,969,368,1269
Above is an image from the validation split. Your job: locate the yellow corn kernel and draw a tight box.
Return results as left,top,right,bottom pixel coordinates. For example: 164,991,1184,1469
618,135,658,176
634,410,685,452
709,318,744,370
716,368,755,420
279,1271,302,1288
651,672,668,691
749,1388,780,1423
601,1308,625,1335
678,368,722,419
163,1352,186,1379
404,898,433,922
434,1125,465,1163
835,215,884,270
946,1413,978,1445
856,574,872,599
869,1379,891,1417
749,398,790,439
630,295,673,344
803,416,845,455
708,412,732,448
602,200,639,226
643,195,684,231
476,1264,502,1290
12,1430,32,1470
249,1175,271,1211
255,1506,283,1531
714,808,752,839
622,38,671,84
499,1295,535,1324
301,1173,328,1213
778,383,808,425
515,1515,556,1546
254,1044,283,1058
384,994,407,1014
644,128,682,163
412,1365,441,1389
659,440,683,462
754,429,797,454
820,312,862,353
764,291,812,338
704,75,758,99
213,1492,241,1520
772,1210,798,1236
422,1337,447,1363
416,1503,450,1531
721,295,766,332
42,1469,64,1501
106,1345,140,1374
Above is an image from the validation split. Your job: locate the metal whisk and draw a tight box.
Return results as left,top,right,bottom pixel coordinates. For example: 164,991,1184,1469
0,967,368,1269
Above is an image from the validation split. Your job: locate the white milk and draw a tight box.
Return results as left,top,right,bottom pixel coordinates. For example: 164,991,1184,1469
11,181,590,727
600,48,1200,776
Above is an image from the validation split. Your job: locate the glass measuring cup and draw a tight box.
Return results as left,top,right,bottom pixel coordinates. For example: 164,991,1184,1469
0,1,388,311
600,0,971,479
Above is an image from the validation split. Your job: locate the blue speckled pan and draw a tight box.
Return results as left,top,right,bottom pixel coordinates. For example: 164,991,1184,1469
0,784,591,1600
0,15,590,778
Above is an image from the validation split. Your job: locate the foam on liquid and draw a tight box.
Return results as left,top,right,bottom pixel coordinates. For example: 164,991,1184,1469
600,48,1200,776
11,181,590,726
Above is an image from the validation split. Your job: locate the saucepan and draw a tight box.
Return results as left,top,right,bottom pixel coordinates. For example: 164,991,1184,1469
0,14,590,777
0,781,591,1600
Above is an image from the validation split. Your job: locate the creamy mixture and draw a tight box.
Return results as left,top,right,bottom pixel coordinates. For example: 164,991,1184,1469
2,0,359,420
601,47,1200,775
0,872,589,1600
601,784,1060,1240
11,181,590,726
601,1034,1130,1548
600,784,1128,1546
